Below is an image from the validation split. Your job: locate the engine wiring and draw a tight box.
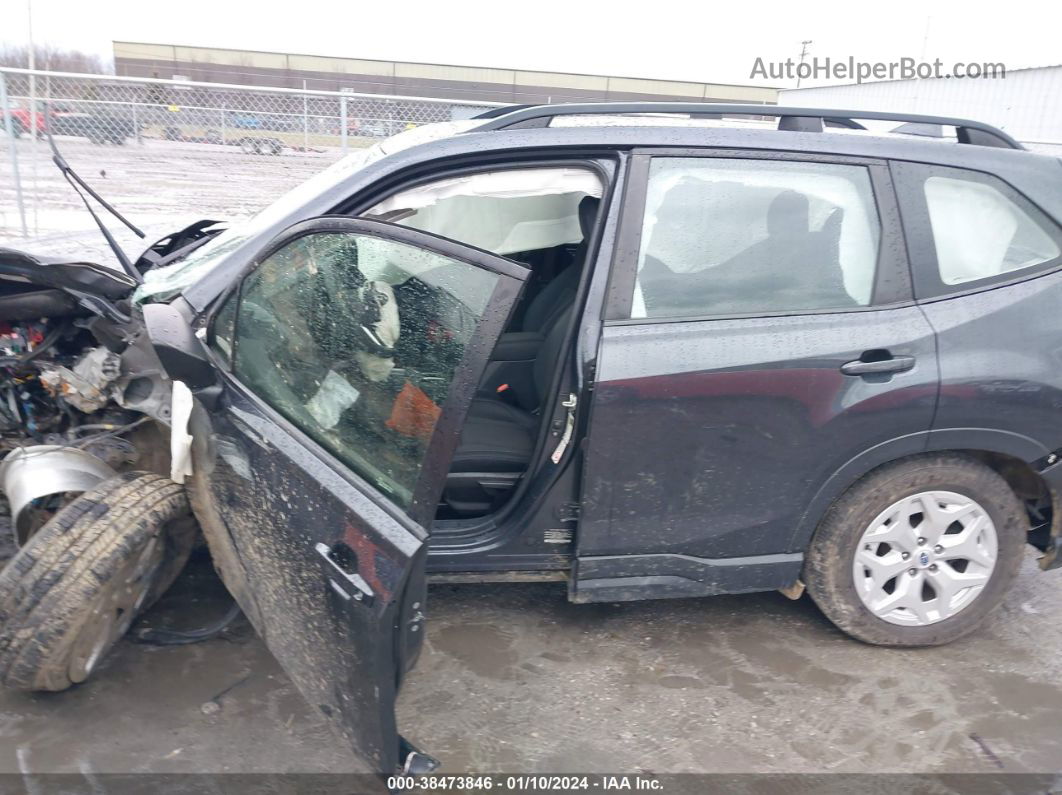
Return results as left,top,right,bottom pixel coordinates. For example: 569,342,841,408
1,318,154,455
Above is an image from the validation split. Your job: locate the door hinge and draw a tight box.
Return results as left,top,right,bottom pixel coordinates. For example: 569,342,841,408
408,601,426,634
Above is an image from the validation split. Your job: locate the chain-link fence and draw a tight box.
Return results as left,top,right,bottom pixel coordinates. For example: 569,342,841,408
0,67,500,259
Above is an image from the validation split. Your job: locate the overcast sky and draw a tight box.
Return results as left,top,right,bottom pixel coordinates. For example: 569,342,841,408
3,0,1061,88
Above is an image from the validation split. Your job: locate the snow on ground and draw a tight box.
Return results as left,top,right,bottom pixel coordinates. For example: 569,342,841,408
0,134,348,264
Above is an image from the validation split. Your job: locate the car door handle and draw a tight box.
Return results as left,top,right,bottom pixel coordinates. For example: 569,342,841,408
840,355,916,376
315,542,375,606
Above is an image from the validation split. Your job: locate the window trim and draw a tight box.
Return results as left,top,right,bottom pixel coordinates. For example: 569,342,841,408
602,148,911,325
345,156,614,223
891,160,1062,302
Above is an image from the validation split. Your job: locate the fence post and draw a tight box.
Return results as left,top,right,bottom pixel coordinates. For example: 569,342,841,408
340,95,348,154
28,68,38,235
302,79,309,153
0,72,29,238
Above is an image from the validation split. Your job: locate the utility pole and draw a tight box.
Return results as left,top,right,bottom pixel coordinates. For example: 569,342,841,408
797,39,812,88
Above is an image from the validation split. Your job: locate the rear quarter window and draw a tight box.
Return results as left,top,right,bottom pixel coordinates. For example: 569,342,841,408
924,175,1062,286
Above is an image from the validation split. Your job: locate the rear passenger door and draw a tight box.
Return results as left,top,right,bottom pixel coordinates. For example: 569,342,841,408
574,151,939,602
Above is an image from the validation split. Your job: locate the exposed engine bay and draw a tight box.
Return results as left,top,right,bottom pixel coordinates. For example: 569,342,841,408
0,316,168,444
0,224,220,544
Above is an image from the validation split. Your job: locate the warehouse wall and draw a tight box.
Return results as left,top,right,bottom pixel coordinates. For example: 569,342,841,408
112,41,778,106
780,66,1062,148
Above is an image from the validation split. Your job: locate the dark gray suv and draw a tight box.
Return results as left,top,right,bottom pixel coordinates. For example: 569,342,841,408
7,103,1062,775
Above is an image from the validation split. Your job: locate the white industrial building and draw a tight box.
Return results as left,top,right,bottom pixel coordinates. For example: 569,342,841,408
780,65,1062,154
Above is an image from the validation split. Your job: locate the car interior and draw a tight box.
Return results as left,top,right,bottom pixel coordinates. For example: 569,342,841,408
366,167,604,519
443,195,599,517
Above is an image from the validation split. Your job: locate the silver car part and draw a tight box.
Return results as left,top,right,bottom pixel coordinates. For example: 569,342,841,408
0,445,116,545
67,531,165,683
852,490,999,626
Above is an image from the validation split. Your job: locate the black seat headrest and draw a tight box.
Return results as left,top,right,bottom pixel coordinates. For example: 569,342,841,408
578,196,600,240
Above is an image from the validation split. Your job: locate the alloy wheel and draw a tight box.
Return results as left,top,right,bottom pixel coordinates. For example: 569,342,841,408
852,491,998,626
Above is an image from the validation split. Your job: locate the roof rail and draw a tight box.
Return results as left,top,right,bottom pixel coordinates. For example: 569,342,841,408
470,102,1025,150
471,104,538,119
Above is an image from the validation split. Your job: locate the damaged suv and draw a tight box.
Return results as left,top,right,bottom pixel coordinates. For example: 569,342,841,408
4,103,1062,775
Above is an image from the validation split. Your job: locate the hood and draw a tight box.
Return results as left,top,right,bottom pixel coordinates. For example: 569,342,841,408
0,248,136,301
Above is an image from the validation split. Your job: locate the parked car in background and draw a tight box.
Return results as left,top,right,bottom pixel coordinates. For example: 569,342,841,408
46,110,137,144
237,135,284,155
2,101,47,138
227,111,301,133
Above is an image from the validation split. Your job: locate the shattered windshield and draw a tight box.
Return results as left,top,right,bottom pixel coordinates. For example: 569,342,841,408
133,120,481,304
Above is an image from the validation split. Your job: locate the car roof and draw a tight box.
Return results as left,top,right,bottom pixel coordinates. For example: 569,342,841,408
358,121,1062,217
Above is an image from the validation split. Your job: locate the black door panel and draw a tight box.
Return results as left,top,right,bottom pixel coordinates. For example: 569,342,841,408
197,385,424,772
577,308,938,570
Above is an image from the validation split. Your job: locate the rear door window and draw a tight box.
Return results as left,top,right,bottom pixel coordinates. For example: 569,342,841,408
630,157,882,319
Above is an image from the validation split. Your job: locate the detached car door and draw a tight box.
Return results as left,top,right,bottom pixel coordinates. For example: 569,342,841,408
165,218,527,773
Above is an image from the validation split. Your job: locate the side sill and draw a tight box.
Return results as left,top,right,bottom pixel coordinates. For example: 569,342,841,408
427,570,568,584
570,552,804,603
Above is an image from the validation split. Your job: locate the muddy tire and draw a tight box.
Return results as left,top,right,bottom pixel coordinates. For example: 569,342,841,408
804,454,1027,647
0,472,197,691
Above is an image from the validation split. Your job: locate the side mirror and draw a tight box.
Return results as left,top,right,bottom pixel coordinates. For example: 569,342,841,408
142,300,219,398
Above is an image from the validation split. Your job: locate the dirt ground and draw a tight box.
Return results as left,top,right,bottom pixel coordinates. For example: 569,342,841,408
0,541,1060,778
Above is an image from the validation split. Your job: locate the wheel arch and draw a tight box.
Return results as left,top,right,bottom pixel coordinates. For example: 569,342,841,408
788,428,1056,555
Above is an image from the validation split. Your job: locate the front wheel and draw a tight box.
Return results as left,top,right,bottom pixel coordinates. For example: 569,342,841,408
0,473,197,691
804,454,1027,646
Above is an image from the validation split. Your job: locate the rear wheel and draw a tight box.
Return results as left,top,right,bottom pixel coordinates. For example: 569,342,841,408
804,454,1027,646
0,472,197,691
